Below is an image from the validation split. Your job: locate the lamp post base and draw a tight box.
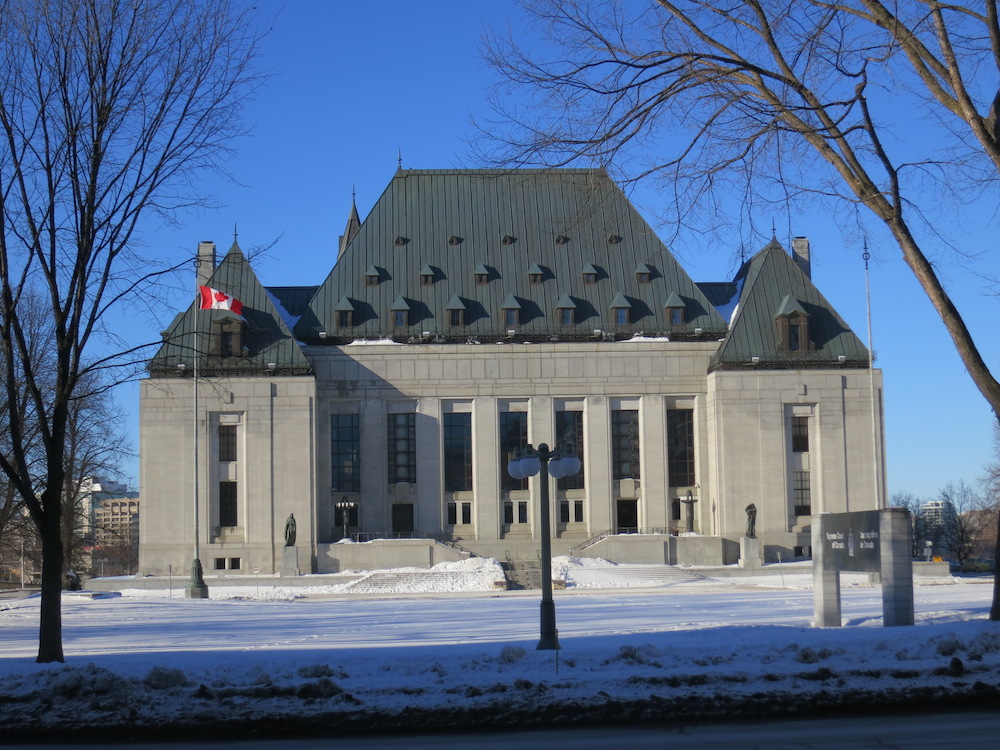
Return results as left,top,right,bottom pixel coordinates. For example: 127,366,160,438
536,599,560,650
184,558,209,599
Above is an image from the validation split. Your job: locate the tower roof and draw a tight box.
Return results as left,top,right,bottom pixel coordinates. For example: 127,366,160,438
296,169,727,342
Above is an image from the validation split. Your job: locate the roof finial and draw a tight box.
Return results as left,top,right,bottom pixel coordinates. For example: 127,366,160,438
397,148,402,169
233,222,238,243
770,218,777,239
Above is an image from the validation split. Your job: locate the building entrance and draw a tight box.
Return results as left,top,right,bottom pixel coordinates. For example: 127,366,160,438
616,499,638,533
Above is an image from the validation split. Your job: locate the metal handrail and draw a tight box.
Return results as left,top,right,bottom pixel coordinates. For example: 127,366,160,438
568,527,672,555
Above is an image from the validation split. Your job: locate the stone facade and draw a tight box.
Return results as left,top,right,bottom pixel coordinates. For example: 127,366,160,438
138,168,885,575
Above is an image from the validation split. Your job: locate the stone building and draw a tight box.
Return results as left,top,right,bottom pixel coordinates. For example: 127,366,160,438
139,168,884,576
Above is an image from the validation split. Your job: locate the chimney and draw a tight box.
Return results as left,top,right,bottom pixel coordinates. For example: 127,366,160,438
196,241,216,288
792,236,811,279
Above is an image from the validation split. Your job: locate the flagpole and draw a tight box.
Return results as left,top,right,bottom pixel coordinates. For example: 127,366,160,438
186,284,209,598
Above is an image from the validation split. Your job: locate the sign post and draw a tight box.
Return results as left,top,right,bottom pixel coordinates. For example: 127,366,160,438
812,508,913,627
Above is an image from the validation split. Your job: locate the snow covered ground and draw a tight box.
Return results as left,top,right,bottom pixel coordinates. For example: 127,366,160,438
1,557,998,740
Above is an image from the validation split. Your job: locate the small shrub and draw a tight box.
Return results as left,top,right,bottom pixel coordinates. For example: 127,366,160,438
935,637,961,657
297,664,335,679
144,666,189,690
499,645,526,664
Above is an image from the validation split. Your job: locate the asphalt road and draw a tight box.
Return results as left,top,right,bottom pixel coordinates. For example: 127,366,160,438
3,710,998,749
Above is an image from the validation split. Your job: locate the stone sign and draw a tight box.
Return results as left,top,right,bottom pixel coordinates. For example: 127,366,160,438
820,509,880,572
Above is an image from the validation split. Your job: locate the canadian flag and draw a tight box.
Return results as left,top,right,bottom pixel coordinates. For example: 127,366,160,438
199,286,244,316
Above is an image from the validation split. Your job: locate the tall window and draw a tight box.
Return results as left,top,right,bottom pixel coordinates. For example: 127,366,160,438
667,409,695,486
218,425,237,462
793,470,811,516
791,416,810,453
611,409,640,479
387,413,416,484
499,411,528,491
331,414,361,492
218,481,238,527
555,410,585,490
443,412,473,492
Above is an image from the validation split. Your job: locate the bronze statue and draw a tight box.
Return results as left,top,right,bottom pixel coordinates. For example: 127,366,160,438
745,503,757,538
284,513,296,546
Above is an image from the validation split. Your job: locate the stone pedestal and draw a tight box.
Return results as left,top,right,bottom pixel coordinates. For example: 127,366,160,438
739,536,762,569
281,546,300,577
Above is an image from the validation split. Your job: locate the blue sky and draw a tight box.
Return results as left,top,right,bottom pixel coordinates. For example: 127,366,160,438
116,1,999,501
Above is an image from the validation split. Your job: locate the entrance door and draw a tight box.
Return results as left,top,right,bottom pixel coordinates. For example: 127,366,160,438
616,499,638,533
392,503,414,536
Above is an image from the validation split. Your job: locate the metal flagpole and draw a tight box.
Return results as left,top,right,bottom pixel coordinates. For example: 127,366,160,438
863,245,882,510
186,281,208,598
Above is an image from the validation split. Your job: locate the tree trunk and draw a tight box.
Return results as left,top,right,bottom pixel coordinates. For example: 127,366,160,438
36,498,65,663
992,413,1000,621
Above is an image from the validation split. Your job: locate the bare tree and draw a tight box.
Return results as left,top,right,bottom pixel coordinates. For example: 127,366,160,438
485,0,1000,617
891,491,931,558
935,480,994,565
0,0,261,662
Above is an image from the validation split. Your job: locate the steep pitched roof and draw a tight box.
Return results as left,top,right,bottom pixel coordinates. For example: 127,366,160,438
296,169,726,342
149,243,311,376
709,239,870,370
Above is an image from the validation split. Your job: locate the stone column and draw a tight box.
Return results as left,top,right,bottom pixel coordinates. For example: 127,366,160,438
880,507,914,626
812,514,841,627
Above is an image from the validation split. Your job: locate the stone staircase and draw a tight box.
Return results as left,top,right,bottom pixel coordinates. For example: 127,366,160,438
569,564,709,588
343,570,503,593
501,560,541,590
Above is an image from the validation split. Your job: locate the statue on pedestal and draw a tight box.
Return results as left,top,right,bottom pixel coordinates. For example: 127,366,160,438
745,504,757,539
284,513,297,546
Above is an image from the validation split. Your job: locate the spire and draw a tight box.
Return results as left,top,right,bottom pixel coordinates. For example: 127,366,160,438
337,192,362,261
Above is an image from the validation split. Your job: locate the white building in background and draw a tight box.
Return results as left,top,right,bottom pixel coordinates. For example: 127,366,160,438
139,169,885,576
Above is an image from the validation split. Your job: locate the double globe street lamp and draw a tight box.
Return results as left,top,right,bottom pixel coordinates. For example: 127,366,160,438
507,441,581,650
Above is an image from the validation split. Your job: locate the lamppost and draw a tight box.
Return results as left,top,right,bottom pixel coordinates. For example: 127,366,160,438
336,497,356,541
507,441,581,650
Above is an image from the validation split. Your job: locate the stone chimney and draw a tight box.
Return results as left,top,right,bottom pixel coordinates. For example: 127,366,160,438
196,241,216,288
792,236,811,279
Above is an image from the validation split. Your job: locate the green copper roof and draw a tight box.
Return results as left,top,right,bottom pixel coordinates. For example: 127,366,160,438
149,243,311,376
710,239,870,370
296,169,726,342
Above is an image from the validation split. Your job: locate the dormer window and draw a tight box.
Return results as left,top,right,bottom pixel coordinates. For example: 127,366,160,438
555,294,576,326
335,297,355,328
530,273,543,285
582,263,599,285
610,293,631,326
390,296,411,329
445,295,466,327
365,265,380,287
555,234,569,245
664,291,685,327
528,263,545,285
212,318,244,358
635,263,653,284
473,263,490,286
419,264,435,286
774,295,813,353
637,272,651,284
500,294,521,328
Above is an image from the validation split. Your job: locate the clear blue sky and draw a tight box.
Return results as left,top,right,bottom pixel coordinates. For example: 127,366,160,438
116,1,999,501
